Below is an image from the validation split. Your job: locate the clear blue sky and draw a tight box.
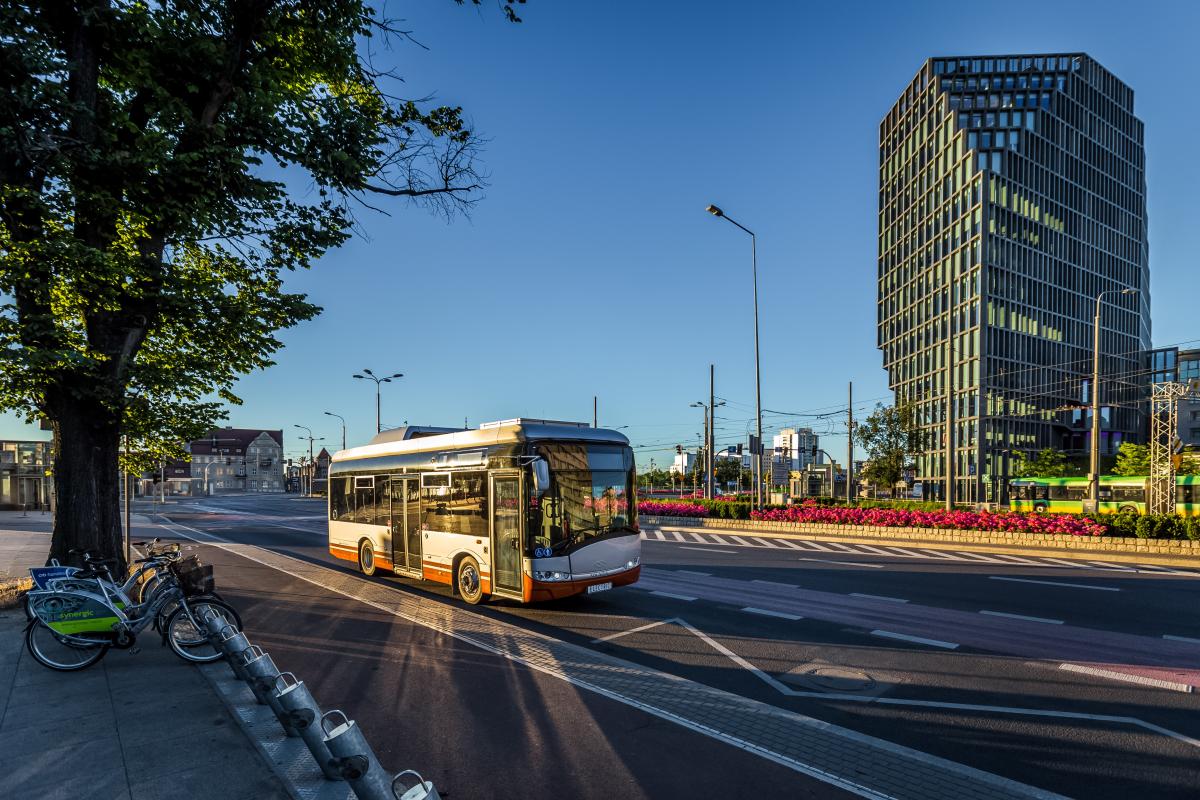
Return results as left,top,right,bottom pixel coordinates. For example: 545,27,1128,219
4,0,1198,470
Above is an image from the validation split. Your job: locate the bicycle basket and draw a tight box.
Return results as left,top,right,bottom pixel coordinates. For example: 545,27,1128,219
173,555,215,597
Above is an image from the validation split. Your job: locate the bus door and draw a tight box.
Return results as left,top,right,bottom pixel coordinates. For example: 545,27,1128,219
390,476,422,576
489,472,523,597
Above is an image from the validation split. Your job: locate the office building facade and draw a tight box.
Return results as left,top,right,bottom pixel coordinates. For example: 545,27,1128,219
878,53,1149,503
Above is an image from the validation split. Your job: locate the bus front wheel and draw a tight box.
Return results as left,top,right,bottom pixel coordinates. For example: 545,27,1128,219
1033,503,1048,513
1119,505,1139,515
457,556,485,605
359,540,377,577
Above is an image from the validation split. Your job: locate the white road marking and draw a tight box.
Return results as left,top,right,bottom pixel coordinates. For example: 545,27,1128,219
1041,557,1089,568
742,607,804,621
801,541,834,552
591,618,679,643
988,554,1044,565
650,591,698,601
1089,561,1136,571
798,557,885,569
856,545,894,556
728,535,752,546
870,630,959,650
850,593,909,603
918,549,958,560
1058,663,1194,694
161,518,1200,761
688,532,708,543
826,542,860,553
776,539,806,550
1163,634,1200,645
988,576,1120,592
752,537,781,548
751,579,796,589
956,551,1007,563
675,570,711,577
653,530,666,540
979,610,1064,625
678,545,737,554
882,546,923,557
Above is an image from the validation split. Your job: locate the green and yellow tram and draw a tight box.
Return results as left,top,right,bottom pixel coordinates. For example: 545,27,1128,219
1009,475,1200,516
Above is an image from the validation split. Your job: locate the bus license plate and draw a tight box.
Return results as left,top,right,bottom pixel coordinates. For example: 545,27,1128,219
587,582,613,595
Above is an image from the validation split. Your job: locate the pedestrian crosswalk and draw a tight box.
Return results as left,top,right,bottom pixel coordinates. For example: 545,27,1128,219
639,527,1200,577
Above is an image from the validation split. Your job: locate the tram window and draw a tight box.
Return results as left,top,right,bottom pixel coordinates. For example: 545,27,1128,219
1113,486,1145,503
1179,485,1195,504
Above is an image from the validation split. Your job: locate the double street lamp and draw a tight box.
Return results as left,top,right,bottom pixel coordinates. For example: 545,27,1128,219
705,204,763,508
353,368,403,434
1087,287,1137,512
293,424,325,497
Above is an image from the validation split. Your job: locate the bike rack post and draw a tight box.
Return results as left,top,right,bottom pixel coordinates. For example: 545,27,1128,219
196,605,227,650
216,624,253,682
391,770,442,800
321,710,393,800
273,674,342,781
241,646,294,734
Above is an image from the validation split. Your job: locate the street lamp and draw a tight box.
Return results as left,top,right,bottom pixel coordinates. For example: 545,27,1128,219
293,424,324,497
353,368,403,434
690,399,725,499
324,411,346,451
1088,287,1137,512
706,204,763,509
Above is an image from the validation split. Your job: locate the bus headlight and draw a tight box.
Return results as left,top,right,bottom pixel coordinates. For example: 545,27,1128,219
625,557,640,569
533,570,572,582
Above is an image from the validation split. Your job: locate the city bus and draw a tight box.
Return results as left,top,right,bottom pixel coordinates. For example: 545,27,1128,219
327,419,641,604
1009,474,1200,516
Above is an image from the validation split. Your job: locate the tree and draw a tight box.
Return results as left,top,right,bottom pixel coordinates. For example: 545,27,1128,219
1112,442,1151,476
714,457,742,489
1012,448,1083,478
0,0,522,566
853,404,921,491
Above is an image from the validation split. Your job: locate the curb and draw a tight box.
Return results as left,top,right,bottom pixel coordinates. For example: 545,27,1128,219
643,516,1200,568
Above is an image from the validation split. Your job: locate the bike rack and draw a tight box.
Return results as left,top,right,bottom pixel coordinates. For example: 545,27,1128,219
240,646,294,734
215,623,253,682
273,673,343,781
321,710,395,800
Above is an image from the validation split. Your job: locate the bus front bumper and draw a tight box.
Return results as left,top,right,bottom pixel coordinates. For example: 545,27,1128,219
525,564,641,602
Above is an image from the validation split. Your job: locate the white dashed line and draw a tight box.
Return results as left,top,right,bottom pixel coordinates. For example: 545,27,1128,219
678,546,737,554
675,570,711,577
752,579,796,589
798,557,885,569
1163,634,1200,645
870,630,959,650
650,591,697,601
850,593,909,603
742,607,804,621
988,576,1120,592
979,610,1064,625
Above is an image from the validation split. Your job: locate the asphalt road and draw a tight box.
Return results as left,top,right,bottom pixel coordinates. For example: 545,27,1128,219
141,494,1200,799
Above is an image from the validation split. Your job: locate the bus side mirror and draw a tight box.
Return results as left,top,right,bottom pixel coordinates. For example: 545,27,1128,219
531,459,550,496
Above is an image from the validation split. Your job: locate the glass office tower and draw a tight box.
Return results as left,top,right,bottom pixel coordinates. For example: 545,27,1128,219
877,54,1149,503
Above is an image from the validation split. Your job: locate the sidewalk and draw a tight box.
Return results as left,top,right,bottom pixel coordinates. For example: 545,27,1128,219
0,526,290,800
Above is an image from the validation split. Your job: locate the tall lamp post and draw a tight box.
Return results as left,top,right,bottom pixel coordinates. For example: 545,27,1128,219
324,411,346,451
293,424,324,497
353,368,403,434
706,204,763,509
1088,287,1137,512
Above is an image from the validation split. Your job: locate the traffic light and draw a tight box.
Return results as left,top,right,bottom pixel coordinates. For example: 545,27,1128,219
811,445,818,458
676,445,682,455
736,443,743,455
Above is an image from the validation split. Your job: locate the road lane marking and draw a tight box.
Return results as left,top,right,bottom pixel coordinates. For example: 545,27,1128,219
678,545,737,554
752,537,781,548
801,541,834,551
918,549,958,560
687,532,708,543
988,554,1044,565
1058,663,1194,694
650,591,698,601
752,579,796,589
850,593,909,603
675,570,711,577
653,530,666,540
881,546,923,557
728,535,752,546
856,545,894,556
826,542,860,553
1041,557,1088,568
776,539,805,550
1163,634,1200,645
956,551,1007,563
979,610,1064,625
742,607,804,621
1089,561,1136,571
161,517,1200,781
670,531,686,542
798,557,885,569
870,630,959,650
592,618,679,643
989,576,1120,592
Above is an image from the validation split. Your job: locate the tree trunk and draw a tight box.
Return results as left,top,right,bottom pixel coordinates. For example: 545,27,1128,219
47,393,124,570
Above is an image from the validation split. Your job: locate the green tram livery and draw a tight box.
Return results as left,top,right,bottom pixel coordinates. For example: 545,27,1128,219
1009,475,1200,516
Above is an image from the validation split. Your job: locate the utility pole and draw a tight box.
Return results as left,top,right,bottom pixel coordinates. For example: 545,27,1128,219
945,343,954,511
593,396,598,428
708,364,715,500
1088,288,1136,512
846,382,854,504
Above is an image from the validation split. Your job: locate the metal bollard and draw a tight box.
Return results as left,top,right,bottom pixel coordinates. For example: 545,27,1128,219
216,624,253,682
236,645,275,707
391,770,441,800
274,674,342,781
321,710,393,800
242,647,295,735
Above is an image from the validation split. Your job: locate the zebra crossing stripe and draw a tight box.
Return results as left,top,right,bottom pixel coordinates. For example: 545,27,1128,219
729,536,752,546
752,537,780,548
919,549,958,560
802,541,835,551
883,546,924,557
688,532,708,543
988,554,1044,565
956,551,1007,563
776,539,806,550
825,542,859,553
671,531,686,542
654,530,666,541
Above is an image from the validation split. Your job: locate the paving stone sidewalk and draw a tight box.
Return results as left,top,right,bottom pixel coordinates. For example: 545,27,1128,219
0,525,290,800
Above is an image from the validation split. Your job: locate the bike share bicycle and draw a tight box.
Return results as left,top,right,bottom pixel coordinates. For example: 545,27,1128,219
24,545,243,671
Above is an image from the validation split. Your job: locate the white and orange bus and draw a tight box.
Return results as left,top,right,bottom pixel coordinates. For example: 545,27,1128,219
327,419,641,604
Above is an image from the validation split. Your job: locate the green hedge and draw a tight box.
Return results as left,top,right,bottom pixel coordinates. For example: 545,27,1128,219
1107,512,1200,540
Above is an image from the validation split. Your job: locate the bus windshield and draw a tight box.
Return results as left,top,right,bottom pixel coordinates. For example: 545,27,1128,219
532,443,636,554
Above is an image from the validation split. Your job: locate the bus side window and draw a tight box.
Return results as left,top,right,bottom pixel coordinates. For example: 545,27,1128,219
353,476,375,524
330,477,348,520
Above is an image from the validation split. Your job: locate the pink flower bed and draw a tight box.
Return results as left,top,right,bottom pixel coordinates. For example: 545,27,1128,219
637,500,709,518
751,506,1107,537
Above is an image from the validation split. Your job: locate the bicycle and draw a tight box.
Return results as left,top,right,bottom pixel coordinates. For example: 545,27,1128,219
24,550,241,671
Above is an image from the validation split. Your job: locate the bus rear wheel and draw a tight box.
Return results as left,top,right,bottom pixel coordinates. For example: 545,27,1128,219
358,540,377,577
1033,503,1048,513
457,556,486,605
1119,505,1139,514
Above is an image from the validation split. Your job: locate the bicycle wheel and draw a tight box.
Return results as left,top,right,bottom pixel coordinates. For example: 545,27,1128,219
25,621,109,671
165,599,241,663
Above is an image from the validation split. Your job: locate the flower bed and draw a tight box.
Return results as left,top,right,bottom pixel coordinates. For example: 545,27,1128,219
636,500,709,518
750,504,1107,536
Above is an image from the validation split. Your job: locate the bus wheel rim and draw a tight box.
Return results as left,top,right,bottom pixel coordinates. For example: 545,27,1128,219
460,565,479,596
361,543,373,570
